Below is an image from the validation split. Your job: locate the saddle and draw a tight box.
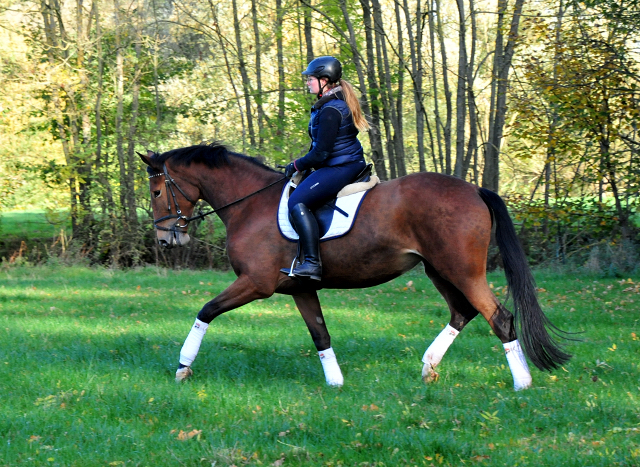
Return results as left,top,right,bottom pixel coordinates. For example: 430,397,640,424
278,163,380,242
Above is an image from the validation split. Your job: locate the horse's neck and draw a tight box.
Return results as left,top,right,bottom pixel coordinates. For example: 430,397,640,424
198,160,281,225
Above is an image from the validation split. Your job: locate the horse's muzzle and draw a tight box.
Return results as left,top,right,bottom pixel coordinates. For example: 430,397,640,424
158,231,190,248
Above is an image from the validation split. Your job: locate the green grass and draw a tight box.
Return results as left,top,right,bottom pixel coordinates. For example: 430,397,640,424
0,265,639,466
0,209,70,240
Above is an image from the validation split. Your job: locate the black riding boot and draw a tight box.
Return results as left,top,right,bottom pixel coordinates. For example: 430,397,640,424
285,203,322,281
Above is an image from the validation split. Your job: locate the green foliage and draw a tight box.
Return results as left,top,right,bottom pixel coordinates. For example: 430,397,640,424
0,266,639,465
507,195,639,272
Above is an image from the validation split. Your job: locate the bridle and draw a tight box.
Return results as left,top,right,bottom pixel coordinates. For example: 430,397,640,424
148,163,286,234
148,163,196,233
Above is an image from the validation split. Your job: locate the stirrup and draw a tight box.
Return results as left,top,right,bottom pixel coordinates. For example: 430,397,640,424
291,261,322,281
280,257,300,277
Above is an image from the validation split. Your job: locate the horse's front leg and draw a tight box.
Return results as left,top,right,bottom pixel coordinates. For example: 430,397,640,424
292,291,343,387
176,274,271,382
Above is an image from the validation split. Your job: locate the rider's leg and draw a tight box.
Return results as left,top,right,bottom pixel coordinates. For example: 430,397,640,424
283,162,365,280
289,203,322,280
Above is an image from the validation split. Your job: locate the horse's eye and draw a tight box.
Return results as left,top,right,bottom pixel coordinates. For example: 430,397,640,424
153,190,162,198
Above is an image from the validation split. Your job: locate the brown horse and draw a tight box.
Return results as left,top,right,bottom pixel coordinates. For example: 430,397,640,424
140,143,570,390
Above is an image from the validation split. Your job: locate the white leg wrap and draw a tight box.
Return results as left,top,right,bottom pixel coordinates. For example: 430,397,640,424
422,324,459,367
504,339,532,391
318,347,344,387
179,319,209,367
422,324,459,382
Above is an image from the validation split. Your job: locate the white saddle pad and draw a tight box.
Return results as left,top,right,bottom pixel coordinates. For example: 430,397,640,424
277,180,369,242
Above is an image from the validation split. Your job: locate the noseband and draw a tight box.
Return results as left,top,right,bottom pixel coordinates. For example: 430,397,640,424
149,163,287,234
149,163,198,233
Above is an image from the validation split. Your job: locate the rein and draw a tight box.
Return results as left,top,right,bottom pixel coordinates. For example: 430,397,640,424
149,163,286,233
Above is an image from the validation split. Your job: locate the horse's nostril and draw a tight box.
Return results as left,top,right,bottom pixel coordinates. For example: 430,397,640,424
158,239,171,248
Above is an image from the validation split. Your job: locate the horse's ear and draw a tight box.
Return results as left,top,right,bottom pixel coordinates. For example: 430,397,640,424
138,150,154,167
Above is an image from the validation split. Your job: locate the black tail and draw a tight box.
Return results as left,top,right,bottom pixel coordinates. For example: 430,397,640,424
478,188,571,371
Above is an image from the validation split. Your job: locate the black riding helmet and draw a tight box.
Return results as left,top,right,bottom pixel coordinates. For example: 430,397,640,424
302,56,342,84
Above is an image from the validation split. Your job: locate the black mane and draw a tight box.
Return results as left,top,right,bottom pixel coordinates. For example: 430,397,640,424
154,142,278,172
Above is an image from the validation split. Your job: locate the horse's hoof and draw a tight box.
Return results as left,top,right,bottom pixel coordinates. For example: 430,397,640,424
513,377,532,391
326,378,344,388
421,363,439,384
175,366,193,382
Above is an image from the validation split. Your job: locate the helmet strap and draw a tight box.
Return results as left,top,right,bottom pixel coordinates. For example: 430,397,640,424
317,80,336,99
317,81,327,99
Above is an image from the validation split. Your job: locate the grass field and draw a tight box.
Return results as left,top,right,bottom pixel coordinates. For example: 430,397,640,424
0,210,70,241
0,265,639,466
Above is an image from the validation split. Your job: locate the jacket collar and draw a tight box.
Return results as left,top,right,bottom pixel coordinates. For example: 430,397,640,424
312,89,345,110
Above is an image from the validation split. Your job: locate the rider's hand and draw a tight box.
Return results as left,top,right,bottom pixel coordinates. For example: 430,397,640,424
284,161,297,178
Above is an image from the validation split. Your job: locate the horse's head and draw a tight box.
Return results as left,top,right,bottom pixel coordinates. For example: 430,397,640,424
139,150,200,248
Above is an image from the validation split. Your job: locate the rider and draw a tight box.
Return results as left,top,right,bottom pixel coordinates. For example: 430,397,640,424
282,56,370,281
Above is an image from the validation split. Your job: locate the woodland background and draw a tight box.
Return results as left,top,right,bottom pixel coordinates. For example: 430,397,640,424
0,0,638,271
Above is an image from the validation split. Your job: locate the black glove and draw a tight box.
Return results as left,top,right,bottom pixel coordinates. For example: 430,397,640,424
284,161,297,178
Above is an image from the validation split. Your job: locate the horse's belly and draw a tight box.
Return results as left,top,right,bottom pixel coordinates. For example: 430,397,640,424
320,249,422,289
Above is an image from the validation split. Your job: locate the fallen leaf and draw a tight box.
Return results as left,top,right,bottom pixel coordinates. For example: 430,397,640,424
177,429,202,440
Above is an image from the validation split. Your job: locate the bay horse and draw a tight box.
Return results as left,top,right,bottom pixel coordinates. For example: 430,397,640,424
140,143,570,391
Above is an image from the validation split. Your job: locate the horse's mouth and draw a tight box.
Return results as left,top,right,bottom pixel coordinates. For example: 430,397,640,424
158,232,190,248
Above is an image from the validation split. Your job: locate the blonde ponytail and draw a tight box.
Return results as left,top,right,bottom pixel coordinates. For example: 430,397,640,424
339,79,370,132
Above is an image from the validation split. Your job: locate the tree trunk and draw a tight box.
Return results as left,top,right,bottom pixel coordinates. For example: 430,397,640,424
41,0,77,233
210,1,247,146
435,0,452,175
358,0,388,180
125,0,143,228
73,0,93,235
453,0,467,178
251,0,265,149
482,0,526,192
462,0,478,182
276,0,285,145
393,2,406,176
402,0,425,172
303,0,314,64
370,0,395,178
338,0,386,180
151,0,162,147
371,0,403,178
544,0,564,235
232,0,256,149
93,1,114,213
427,3,443,173
114,0,129,221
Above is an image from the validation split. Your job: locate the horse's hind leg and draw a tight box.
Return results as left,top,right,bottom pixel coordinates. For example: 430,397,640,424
292,291,343,387
456,279,532,391
422,274,479,383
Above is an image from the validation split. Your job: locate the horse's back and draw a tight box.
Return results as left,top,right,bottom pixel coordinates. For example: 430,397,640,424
316,172,492,288
364,172,489,231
